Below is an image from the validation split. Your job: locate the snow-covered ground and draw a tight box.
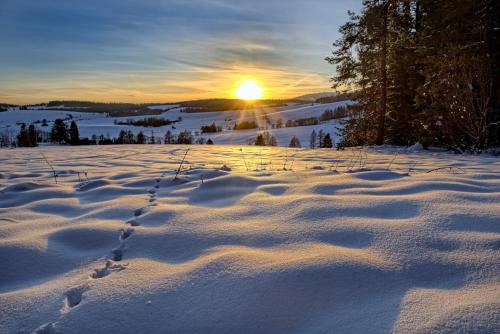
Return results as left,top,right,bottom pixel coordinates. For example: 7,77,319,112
1,145,499,333
0,101,349,146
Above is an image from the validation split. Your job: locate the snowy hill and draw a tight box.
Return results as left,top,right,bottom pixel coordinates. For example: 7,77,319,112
0,101,350,147
1,145,499,333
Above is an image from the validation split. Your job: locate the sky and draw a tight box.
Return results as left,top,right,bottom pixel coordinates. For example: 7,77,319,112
0,0,361,104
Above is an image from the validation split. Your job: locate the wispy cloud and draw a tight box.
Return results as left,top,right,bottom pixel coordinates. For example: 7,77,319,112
0,0,361,103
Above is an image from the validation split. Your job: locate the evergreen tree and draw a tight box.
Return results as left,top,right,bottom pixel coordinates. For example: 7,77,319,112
206,138,214,145
309,130,317,148
328,0,499,151
28,124,38,147
16,123,29,147
318,130,325,147
255,134,266,146
289,136,301,148
136,131,145,144
69,121,79,145
177,131,193,144
322,133,333,148
50,119,68,144
117,130,127,144
164,131,173,144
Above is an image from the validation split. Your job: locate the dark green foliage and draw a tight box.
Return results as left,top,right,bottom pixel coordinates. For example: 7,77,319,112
136,131,145,144
285,117,319,128
234,120,258,130
50,119,69,144
69,121,80,145
289,136,301,148
254,132,276,146
206,138,214,145
17,123,37,147
309,130,317,149
315,92,356,104
114,117,174,127
319,106,350,121
328,0,499,152
255,134,266,146
28,125,38,147
46,101,163,117
200,122,221,133
164,131,174,144
321,133,333,148
176,131,193,144
179,99,286,113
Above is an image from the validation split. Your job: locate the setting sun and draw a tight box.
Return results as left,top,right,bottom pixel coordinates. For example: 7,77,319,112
236,80,263,100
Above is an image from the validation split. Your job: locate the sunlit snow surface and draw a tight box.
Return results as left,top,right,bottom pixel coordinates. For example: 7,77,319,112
0,145,499,333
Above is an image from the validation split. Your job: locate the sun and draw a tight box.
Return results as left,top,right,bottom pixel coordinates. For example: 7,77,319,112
236,80,263,100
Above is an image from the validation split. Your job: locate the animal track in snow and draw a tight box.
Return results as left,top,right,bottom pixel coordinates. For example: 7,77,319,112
31,173,165,333
111,246,125,261
134,207,148,217
91,260,127,279
126,219,140,227
65,285,88,308
120,228,134,240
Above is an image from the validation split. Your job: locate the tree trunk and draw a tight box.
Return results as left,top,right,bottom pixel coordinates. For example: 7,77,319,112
376,1,389,145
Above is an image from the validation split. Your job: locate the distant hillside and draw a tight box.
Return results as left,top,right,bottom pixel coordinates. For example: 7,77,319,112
45,101,163,117
176,98,288,113
294,92,357,104
293,92,338,102
0,103,14,112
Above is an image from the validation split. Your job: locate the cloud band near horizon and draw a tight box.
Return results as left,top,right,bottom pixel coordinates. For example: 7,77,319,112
0,0,360,104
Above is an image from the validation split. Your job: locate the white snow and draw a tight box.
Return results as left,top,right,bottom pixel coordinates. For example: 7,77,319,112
0,145,499,333
0,101,350,146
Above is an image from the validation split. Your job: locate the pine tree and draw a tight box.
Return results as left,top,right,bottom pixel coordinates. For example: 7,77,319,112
69,121,79,145
255,134,266,146
206,138,214,145
318,130,325,147
16,123,29,147
322,133,333,148
28,124,38,147
137,131,145,144
164,131,173,144
117,130,127,144
309,130,317,148
149,131,155,144
50,119,68,144
177,131,193,144
289,136,301,148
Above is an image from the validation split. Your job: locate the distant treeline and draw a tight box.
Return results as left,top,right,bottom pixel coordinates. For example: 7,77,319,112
1,119,214,147
314,92,357,104
44,101,163,117
179,99,288,113
114,117,178,127
233,120,258,131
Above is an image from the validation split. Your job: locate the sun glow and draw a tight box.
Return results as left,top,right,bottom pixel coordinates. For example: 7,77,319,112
236,80,263,100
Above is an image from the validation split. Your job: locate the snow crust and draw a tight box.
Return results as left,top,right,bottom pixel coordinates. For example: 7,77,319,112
0,145,499,333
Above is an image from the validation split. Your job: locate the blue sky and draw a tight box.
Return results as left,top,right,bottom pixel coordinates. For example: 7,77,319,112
0,0,361,104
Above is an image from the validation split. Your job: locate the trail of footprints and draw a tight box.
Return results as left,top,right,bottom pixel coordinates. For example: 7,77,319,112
33,173,166,334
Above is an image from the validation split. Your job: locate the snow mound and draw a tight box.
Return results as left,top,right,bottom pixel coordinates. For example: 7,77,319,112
0,145,499,333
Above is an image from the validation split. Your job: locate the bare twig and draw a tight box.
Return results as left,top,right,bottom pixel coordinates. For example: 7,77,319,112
41,153,58,184
387,153,398,170
426,167,466,174
174,149,189,180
